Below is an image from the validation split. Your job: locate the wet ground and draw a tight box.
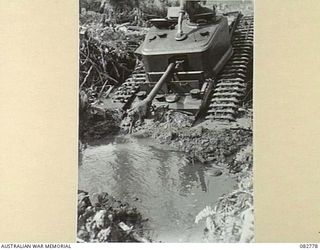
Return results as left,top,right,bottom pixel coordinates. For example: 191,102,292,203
79,136,236,242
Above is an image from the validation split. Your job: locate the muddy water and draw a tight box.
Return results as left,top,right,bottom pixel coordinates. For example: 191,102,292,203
79,136,236,242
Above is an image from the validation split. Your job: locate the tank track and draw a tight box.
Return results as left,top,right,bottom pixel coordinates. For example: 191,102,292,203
111,62,147,105
205,15,253,121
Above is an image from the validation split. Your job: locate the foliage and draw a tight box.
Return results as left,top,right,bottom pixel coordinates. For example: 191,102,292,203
80,0,180,17
79,9,147,140
77,191,149,242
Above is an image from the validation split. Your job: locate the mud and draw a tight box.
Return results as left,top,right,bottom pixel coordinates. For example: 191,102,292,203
131,111,252,173
79,108,123,141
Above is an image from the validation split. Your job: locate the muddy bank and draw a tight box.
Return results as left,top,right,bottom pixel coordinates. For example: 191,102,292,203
131,111,252,172
77,190,150,242
79,108,123,141
79,106,253,173
80,109,252,174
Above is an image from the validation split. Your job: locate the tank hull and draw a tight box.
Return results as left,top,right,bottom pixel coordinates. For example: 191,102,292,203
138,16,232,80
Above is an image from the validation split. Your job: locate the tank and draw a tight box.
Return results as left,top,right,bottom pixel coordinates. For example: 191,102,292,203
95,1,253,123
129,2,236,114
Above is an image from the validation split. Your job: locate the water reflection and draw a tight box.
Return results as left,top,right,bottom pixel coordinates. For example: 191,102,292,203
79,136,235,242
178,162,209,194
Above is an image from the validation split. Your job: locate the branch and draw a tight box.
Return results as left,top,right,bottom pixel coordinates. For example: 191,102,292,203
80,65,93,89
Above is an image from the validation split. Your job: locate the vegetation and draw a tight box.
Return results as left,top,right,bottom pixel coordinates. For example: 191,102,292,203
195,145,254,242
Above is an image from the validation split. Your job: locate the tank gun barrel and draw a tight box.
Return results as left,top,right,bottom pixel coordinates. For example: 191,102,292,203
127,62,176,125
145,62,176,103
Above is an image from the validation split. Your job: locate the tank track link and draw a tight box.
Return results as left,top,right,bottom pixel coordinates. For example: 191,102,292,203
206,15,253,121
111,66,147,105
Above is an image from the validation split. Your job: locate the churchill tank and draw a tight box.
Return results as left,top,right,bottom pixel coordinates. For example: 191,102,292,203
98,0,253,122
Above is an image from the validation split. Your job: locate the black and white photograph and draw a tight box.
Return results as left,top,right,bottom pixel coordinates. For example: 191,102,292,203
77,0,254,243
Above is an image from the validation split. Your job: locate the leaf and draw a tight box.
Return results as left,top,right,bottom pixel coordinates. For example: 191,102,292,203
195,206,215,224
